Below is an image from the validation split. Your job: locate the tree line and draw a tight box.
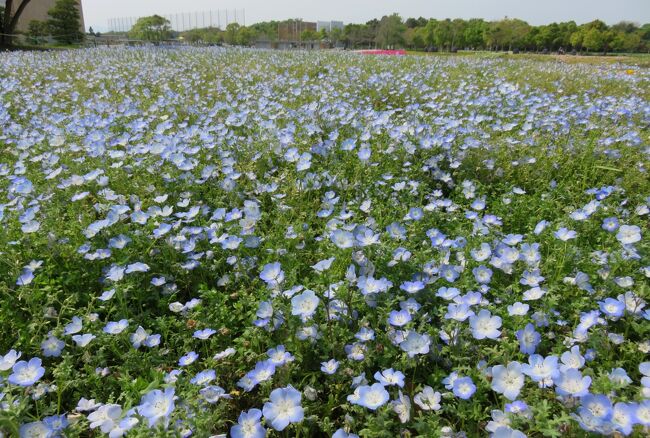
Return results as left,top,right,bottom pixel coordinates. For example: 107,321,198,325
181,14,650,53
1,0,83,46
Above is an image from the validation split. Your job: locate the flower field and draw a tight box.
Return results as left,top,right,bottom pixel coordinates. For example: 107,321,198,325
0,48,648,437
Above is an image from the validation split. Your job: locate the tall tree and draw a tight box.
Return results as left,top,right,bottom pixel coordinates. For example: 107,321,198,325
375,13,405,49
1,0,32,46
47,0,83,44
129,15,172,42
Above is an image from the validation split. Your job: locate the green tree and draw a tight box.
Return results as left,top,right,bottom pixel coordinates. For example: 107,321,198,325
129,15,172,42
375,13,405,48
1,0,33,46
463,19,488,49
26,19,48,45
47,0,84,44
582,27,606,52
224,22,240,45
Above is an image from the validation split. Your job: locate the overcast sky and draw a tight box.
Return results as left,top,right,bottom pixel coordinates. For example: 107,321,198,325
82,0,650,32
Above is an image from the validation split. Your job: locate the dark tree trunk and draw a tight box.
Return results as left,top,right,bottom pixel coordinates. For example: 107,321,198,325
1,0,32,47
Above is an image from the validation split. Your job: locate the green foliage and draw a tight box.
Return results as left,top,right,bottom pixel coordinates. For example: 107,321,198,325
47,0,83,44
128,15,172,42
26,20,48,45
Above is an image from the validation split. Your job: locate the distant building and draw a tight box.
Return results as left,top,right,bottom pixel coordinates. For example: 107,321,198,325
1,0,85,33
317,20,344,33
277,19,316,41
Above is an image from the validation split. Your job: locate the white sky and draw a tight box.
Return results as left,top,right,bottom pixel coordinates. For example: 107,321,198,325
81,0,650,32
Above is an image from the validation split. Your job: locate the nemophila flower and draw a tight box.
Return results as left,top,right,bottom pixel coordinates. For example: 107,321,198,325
555,369,591,397
354,383,390,410
616,225,641,245
291,289,320,320
321,359,339,375
213,347,237,360
637,400,650,426
507,302,529,316
608,368,632,386
41,336,64,357
437,287,460,300
178,351,198,366
516,323,541,355
581,394,613,420
231,408,265,438
333,429,359,438
505,400,529,415
345,342,367,361
76,397,101,412
262,385,304,431
452,376,476,399
247,360,277,388
103,319,129,334
137,387,175,428
267,345,294,366
311,257,335,272
491,362,524,400
445,303,474,321
374,368,405,387
413,386,441,411
560,346,585,372
355,327,375,342
400,280,425,294
88,404,122,433
72,334,96,347
554,227,577,241
107,417,139,438
391,390,411,423
522,355,560,385
200,385,231,404
330,229,355,249
399,331,431,357
260,262,284,287
7,357,45,386
490,427,527,438
598,298,625,318
193,328,216,339
612,402,638,435
19,421,53,437
470,309,502,340
388,309,411,327
602,217,619,232
472,265,493,284
124,262,149,274
190,369,216,386
534,220,549,235
358,276,393,295
0,349,21,371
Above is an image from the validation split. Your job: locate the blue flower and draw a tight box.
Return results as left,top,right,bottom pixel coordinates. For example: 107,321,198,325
515,323,541,355
399,331,431,357
193,328,216,339
491,362,524,400
190,369,216,386
231,408,266,438
41,336,65,357
554,369,591,397
374,368,405,387
8,357,45,386
452,376,476,399
321,359,339,374
554,227,577,241
178,351,198,366
469,309,502,340
260,262,284,287
262,385,304,431
291,290,320,321
387,309,411,327
137,387,176,428
354,383,390,410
